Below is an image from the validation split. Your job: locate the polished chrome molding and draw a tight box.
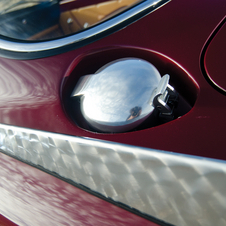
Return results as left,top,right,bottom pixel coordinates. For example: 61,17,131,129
0,0,169,57
0,123,226,226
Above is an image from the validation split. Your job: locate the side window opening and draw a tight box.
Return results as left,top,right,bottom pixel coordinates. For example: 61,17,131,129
0,0,142,41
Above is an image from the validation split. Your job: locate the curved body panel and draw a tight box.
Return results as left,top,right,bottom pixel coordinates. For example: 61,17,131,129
0,0,226,225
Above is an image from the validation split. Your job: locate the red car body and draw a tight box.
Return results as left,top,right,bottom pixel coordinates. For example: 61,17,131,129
0,0,225,225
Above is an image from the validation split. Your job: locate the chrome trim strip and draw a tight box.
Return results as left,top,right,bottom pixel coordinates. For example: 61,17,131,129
0,123,226,226
0,0,169,54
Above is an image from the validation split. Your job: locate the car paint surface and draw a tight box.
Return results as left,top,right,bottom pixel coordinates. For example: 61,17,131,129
0,0,226,225
0,0,225,158
203,17,226,93
0,152,160,226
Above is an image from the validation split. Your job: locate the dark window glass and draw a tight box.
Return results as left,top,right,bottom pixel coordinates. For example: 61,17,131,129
0,0,142,41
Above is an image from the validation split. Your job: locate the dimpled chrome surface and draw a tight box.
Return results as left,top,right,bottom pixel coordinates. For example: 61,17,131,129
0,123,226,226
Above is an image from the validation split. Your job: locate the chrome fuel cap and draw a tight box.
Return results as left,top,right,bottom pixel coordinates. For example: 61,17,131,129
71,58,175,133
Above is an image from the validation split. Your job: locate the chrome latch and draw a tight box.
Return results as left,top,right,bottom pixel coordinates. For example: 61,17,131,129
71,58,179,133
152,74,178,120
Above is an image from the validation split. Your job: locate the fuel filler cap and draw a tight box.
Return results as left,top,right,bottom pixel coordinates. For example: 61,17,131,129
71,58,177,132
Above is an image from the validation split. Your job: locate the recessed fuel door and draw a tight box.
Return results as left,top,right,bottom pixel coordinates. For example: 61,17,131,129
71,58,178,133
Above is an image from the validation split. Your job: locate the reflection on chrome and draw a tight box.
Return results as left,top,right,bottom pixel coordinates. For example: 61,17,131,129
0,153,146,225
1,123,226,226
71,58,176,133
127,106,142,121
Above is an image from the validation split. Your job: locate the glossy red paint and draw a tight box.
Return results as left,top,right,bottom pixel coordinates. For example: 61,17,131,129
0,214,17,226
0,0,226,225
204,18,226,92
61,47,198,132
0,0,225,159
0,152,160,226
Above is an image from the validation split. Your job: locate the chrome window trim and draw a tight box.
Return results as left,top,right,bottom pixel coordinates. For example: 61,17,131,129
0,0,170,57
0,123,226,226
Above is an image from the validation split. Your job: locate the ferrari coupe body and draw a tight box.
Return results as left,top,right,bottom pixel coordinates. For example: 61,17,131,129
0,0,225,225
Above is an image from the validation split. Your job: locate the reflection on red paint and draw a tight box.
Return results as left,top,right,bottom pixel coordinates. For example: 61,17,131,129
0,153,160,226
